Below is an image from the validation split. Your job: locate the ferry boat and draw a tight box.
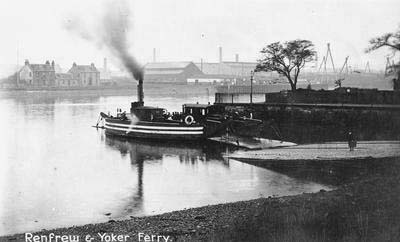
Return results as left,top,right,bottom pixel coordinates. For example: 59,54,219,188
99,78,227,140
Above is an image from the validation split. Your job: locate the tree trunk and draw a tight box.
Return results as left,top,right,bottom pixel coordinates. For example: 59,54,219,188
286,76,297,92
290,82,297,91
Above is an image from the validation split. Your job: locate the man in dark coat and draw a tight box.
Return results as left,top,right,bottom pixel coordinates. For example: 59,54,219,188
347,131,356,151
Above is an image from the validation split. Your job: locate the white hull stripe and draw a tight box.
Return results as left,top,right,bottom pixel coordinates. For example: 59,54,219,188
105,121,204,131
105,124,204,135
206,119,222,123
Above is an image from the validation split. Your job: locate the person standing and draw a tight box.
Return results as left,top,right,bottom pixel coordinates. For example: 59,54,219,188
347,131,356,151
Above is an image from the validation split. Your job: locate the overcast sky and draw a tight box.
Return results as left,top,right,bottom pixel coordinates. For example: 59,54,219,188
0,0,398,75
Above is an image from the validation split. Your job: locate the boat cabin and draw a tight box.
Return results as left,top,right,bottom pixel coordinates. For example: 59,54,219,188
182,104,224,122
131,105,165,121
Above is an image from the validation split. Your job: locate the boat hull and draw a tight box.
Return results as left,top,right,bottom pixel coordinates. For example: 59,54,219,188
104,118,205,141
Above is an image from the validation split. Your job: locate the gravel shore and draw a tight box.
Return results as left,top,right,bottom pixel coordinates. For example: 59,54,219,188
2,156,400,242
229,141,400,161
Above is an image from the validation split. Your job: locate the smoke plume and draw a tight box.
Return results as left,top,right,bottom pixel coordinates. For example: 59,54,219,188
64,0,144,81
101,0,143,81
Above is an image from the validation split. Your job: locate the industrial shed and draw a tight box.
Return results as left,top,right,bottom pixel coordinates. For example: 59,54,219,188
144,62,203,83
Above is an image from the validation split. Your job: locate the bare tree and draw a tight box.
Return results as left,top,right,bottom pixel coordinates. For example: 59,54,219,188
366,28,400,53
366,27,400,90
255,40,316,91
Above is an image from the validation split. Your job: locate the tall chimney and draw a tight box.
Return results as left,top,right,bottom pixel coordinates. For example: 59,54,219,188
200,58,203,72
235,54,239,62
219,46,222,63
137,78,144,106
153,48,156,62
103,58,107,71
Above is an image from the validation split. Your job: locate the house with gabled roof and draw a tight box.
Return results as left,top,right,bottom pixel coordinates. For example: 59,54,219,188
68,62,100,86
18,60,56,87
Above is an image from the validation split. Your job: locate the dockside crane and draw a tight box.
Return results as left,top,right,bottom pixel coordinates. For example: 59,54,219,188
318,43,337,86
339,56,350,74
318,43,336,73
334,56,350,88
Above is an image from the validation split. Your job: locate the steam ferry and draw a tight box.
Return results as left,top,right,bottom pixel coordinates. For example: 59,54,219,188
99,78,227,140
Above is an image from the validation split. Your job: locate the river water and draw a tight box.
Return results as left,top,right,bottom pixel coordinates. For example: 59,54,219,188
0,88,332,236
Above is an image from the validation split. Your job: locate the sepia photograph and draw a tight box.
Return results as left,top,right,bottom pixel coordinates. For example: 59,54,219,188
0,0,399,241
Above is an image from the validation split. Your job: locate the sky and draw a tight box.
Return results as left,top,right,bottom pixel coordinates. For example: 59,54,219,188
0,0,398,76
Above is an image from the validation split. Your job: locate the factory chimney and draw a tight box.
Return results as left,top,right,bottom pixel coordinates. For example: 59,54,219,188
219,46,223,63
153,48,156,62
235,54,239,62
200,58,203,72
103,58,107,72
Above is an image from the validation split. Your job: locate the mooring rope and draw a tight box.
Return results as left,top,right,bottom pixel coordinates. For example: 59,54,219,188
95,115,103,128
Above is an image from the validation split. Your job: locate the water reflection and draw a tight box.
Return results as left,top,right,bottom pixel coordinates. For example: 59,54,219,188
105,136,229,166
103,136,232,218
101,136,332,220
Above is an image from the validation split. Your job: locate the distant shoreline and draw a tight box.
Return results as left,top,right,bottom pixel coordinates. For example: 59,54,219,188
0,83,218,91
0,84,217,101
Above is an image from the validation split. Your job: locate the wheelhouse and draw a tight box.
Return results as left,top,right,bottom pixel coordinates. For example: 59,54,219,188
182,104,212,122
182,104,225,122
131,106,166,122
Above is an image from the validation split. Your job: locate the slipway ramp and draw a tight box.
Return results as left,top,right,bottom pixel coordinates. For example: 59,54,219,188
208,135,297,150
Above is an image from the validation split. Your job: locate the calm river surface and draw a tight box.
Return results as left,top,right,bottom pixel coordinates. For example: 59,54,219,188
0,88,332,235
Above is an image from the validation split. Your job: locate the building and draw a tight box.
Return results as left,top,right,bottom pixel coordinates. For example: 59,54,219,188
55,73,79,87
187,74,234,85
68,63,100,86
99,58,112,82
144,62,203,83
196,62,233,76
194,61,276,85
18,60,56,87
194,47,281,85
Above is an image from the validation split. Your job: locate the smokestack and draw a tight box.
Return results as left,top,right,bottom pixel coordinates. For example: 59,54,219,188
137,78,144,106
153,48,156,62
235,54,239,62
103,58,107,71
200,58,203,72
219,46,222,63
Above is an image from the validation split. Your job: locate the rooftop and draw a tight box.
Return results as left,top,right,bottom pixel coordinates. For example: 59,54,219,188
194,62,257,76
29,64,54,72
145,62,193,69
145,69,185,75
70,63,98,72
183,103,212,108
133,106,165,110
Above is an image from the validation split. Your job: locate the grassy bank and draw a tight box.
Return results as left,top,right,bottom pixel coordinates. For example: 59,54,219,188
1,157,400,241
